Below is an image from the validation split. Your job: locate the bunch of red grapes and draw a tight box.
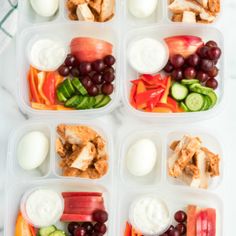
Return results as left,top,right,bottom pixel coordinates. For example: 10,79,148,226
160,210,187,236
58,54,116,96
67,210,108,236
164,40,222,90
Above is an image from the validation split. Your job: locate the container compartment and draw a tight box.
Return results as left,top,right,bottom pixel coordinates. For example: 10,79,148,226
17,22,120,117
165,130,223,189
119,130,163,187
117,187,223,236
5,179,112,236
7,122,52,178
123,24,224,121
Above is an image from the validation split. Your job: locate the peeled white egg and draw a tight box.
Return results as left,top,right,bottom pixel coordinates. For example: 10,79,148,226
126,139,157,176
30,0,59,17
17,131,49,170
128,0,158,18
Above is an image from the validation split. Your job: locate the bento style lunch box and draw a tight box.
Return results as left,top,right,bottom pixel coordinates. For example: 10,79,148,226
6,0,225,236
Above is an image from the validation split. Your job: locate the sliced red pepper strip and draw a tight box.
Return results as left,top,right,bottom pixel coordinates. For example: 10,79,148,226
130,84,137,108
155,102,176,112
37,71,51,105
167,96,178,109
147,91,164,110
28,67,41,103
160,76,171,103
15,212,34,236
141,74,164,85
135,88,164,106
136,81,146,94
42,71,57,105
124,222,132,236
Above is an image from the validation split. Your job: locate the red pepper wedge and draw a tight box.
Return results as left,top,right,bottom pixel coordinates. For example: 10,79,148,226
15,212,34,236
160,76,171,103
28,67,41,103
42,71,57,105
130,84,137,108
124,222,132,236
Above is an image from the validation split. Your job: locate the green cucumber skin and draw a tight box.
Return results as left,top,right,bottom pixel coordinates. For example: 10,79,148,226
171,83,189,101
181,79,199,86
185,93,205,112
38,226,57,236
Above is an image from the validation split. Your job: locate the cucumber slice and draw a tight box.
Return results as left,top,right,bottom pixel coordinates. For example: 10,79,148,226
206,91,217,108
87,97,96,108
57,90,67,102
185,93,205,112
189,83,213,95
48,230,66,236
171,82,188,101
180,102,189,112
181,79,199,86
57,84,71,99
72,78,88,95
65,95,83,107
201,96,210,111
94,95,111,108
76,96,89,109
63,78,75,96
39,226,57,236
94,95,105,106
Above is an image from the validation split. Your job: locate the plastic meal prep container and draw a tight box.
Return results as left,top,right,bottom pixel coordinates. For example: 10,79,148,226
122,24,225,122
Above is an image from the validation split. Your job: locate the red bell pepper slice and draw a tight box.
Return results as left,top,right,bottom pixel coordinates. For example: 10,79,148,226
28,67,41,103
15,212,35,236
42,72,57,105
135,88,164,106
147,91,164,110
124,222,132,236
167,97,178,109
130,84,137,108
136,81,146,94
160,76,171,103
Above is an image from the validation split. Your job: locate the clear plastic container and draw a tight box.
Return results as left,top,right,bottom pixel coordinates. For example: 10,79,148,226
122,24,225,122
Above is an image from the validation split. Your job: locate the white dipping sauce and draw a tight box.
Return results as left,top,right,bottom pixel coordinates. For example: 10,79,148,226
126,139,157,176
17,131,49,170
29,38,67,71
128,0,158,18
128,38,168,74
25,189,63,227
129,196,170,235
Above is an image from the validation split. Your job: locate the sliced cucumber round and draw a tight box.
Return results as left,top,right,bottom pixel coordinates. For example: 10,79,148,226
189,83,213,95
185,93,205,112
72,78,88,95
39,225,57,236
206,91,217,108
65,95,83,107
171,82,188,101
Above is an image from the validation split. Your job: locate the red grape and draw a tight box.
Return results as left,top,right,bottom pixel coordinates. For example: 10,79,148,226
159,234,168,236
197,46,209,58
164,61,174,73
102,83,114,95
174,211,187,223
92,59,105,72
184,67,196,79
71,67,80,77
169,229,180,236
170,54,185,68
91,73,103,85
102,71,115,83
94,223,107,234
79,62,92,75
187,54,200,67
196,71,209,82
104,55,116,66
171,69,183,81
81,222,93,233
65,54,77,67
93,210,108,223
208,66,219,77
74,227,86,236
166,225,175,233
58,65,70,77
206,78,218,89
200,59,214,72
80,76,93,89
175,223,186,235
206,40,218,48
207,47,222,60
87,85,99,96
68,222,79,234
103,66,115,74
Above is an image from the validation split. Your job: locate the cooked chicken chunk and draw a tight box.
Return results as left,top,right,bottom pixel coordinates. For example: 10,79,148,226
99,0,115,22
89,0,103,14
76,3,95,21
182,11,196,23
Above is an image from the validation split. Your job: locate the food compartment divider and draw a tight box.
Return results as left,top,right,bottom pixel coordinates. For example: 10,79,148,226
122,24,225,122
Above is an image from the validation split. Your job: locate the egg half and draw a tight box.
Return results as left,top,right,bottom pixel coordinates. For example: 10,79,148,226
30,0,59,17
128,0,158,18
17,131,49,170
126,139,157,176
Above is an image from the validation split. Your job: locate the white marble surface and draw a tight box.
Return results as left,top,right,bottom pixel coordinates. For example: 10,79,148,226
0,1,236,235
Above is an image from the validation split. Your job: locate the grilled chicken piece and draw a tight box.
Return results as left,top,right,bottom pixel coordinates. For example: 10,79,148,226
172,13,183,22
70,142,96,171
169,0,203,14
208,0,220,13
76,3,95,21
56,138,67,158
199,11,215,22
57,124,98,145
195,0,208,8
182,11,196,22
89,0,103,15
99,0,115,22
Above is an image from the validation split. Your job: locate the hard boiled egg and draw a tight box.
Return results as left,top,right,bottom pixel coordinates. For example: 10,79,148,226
128,0,158,18
17,131,49,170
30,0,59,17
126,139,157,176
